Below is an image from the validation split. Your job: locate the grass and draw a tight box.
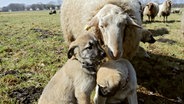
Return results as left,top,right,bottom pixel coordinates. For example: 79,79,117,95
0,11,68,104
0,10,184,104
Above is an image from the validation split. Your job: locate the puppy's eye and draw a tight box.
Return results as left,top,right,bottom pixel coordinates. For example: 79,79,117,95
117,23,122,26
100,25,104,28
87,45,92,49
86,42,93,49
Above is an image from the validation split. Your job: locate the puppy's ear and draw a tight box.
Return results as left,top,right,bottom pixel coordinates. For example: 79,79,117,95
67,46,78,59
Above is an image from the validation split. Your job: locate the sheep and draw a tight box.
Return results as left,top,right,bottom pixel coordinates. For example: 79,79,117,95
60,0,142,60
158,0,172,22
171,8,181,14
49,10,56,15
143,2,159,22
181,13,184,35
138,1,144,21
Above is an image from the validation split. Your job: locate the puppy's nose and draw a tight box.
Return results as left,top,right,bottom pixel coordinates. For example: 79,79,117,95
149,36,156,43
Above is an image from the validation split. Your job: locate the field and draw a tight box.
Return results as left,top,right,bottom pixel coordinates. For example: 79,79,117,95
0,10,184,104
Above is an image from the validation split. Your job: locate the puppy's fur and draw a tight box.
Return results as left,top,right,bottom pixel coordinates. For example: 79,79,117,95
38,33,105,104
138,29,156,58
94,58,137,104
141,29,156,44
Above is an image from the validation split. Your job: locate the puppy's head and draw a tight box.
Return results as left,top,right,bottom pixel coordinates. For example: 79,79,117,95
67,33,106,73
141,29,156,43
97,66,122,97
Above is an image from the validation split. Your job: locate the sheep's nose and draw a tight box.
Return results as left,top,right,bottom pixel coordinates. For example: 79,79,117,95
109,50,121,60
112,51,120,59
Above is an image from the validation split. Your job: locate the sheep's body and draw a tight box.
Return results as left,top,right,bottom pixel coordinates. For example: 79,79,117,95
172,8,181,14
60,0,142,60
143,2,159,22
181,13,184,34
158,0,172,22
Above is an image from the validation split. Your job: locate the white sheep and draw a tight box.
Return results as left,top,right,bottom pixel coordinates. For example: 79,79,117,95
143,2,159,22
158,0,172,22
60,0,142,60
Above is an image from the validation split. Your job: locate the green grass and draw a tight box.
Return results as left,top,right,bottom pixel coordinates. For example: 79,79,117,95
0,10,184,104
0,11,68,104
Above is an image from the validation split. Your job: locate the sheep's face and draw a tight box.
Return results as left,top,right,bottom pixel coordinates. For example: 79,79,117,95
148,3,154,10
86,4,141,60
98,6,126,60
166,0,172,8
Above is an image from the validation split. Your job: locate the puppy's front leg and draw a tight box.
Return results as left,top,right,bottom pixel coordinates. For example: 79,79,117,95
93,85,106,104
75,89,90,104
127,90,138,104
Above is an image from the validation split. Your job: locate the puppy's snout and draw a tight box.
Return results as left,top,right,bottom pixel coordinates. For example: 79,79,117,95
101,50,106,58
149,36,156,43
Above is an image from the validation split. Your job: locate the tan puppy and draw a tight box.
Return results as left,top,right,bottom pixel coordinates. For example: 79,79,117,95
38,33,106,104
141,29,156,44
138,29,156,58
94,58,137,104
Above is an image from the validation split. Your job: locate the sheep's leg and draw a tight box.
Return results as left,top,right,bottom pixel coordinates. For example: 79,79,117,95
127,90,138,104
163,16,165,23
148,16,150,22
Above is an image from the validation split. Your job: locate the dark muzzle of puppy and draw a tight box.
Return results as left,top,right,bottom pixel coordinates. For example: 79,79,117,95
68,40,106,74
147,35,156,43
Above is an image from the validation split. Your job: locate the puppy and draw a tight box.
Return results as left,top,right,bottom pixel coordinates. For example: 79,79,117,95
141,29,156,44
38,33,106,104
138,29,156,58
94,58,137,104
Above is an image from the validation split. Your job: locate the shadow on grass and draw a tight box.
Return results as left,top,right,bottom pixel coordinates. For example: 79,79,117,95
131,53,184,104
157,38,177,45
9,86,43,104
143,20,181,24
30,28,60,39
148,28,169,36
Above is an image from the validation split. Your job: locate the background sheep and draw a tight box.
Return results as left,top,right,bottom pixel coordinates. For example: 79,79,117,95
158,0,172,22
143,2,159,22
138,1,144,21
49,9,56,15
60,0,142,60
171,8,181,14
181,13,184,35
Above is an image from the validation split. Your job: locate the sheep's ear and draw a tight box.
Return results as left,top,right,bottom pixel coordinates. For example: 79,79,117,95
85,16,99,31
67,46,78,59
126,15,142,28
